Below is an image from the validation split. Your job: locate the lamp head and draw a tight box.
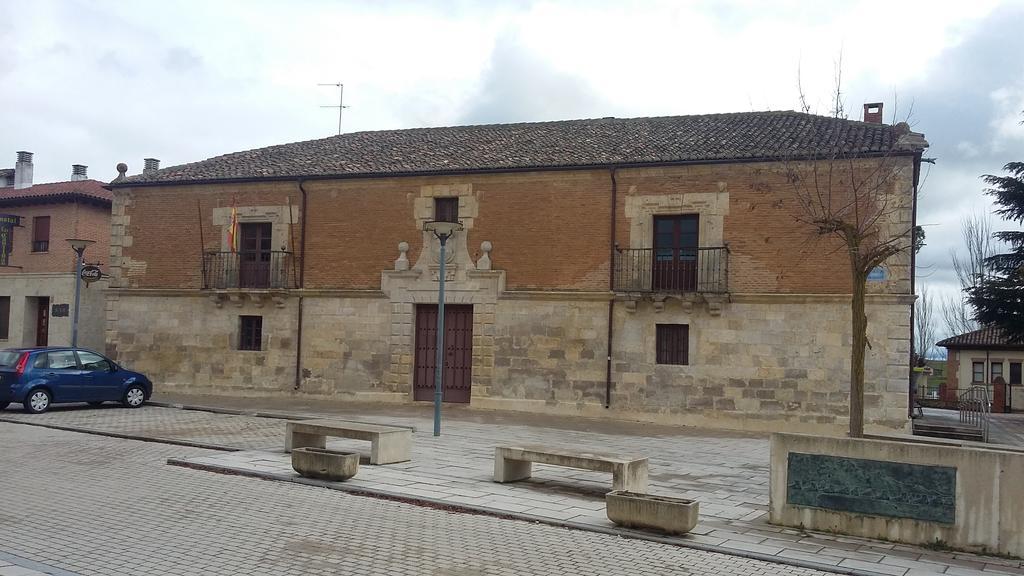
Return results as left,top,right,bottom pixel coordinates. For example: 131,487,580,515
66,238,96,252
422,220,464,238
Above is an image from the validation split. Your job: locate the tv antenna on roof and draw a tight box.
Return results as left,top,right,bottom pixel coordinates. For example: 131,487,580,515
318,82,350,135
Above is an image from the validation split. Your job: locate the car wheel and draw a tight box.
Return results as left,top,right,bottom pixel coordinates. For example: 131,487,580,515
88,401,104,407
24,389,52,414
122,385,146,408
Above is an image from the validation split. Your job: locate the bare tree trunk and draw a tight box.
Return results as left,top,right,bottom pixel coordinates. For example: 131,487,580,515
850,264,868,438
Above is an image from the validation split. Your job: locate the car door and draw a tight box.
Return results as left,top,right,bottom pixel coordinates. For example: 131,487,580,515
76,350,120,401
39,350,86,403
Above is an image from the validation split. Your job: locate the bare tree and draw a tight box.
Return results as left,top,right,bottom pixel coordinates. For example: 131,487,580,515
784,72,926,438
941,212,994,335
915,284,935,362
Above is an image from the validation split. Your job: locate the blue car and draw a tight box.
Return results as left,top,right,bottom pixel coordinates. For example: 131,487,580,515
0,347,153,414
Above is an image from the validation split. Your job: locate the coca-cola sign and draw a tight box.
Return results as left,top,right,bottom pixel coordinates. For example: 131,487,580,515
80,265,103,284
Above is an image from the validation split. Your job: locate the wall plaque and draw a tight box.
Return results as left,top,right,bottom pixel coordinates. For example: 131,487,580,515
51,304,70,317
787,452,956,524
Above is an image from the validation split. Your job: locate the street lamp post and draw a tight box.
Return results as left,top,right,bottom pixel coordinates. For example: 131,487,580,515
66,238,95,348
422,220,463,437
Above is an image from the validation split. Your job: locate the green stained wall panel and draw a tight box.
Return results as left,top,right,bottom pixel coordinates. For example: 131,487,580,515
786,452,956,524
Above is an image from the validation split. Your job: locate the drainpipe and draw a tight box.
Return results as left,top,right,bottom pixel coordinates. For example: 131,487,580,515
293,179,309,390
908,151,922,418
605,168,618,408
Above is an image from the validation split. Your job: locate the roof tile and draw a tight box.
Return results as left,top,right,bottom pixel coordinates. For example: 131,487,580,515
114,111,928,185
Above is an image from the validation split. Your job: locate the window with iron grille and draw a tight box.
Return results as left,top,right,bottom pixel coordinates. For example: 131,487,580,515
32,216,49,252
239,315,262,351
434,197,459,223
656,324,689,365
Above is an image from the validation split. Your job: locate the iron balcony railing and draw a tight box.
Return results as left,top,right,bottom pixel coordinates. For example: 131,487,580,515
202,250,297,290
614,246,729,294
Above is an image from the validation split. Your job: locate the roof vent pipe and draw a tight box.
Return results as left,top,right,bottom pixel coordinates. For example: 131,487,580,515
143,158,160,175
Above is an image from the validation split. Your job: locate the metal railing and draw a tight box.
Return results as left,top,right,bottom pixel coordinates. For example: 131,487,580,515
958,385,990,443
614,246,728,293
202,250,297,290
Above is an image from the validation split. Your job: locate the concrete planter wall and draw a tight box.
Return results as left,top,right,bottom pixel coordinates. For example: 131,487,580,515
606,491,699,535
770,433,1024,557
291,447,359,481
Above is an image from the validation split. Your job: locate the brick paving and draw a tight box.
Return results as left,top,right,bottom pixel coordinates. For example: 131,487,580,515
2,399,1023,575
0,422,832,576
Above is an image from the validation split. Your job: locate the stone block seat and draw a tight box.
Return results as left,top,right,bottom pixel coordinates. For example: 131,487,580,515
285,419,412,465
493,445,648,492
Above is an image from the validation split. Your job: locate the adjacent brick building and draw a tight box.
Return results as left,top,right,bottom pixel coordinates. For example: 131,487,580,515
106,109,928,433
0,153,111,349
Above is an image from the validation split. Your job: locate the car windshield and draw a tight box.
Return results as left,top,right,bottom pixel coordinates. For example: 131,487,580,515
0,350,22,367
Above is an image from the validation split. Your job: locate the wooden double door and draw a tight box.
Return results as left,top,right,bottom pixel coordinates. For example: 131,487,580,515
413,304,473,403
239,222,272,288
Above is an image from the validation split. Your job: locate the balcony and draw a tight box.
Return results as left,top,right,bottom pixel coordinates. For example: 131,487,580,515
614,246,729,294
202,251,297,290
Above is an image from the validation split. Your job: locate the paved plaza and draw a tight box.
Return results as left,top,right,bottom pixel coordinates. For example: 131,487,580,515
2,397,1023,575
0,422,830,576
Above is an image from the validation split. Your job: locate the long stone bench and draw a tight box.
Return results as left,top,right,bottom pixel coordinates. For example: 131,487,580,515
493,445,648,492
285,419,411,465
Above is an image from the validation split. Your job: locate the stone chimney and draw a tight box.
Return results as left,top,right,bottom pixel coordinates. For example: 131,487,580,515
143,158,160,175
863,102,883,124
14,151,33,189
71,164,88,181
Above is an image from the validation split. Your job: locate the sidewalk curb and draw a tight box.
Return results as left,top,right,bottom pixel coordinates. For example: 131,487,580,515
148,401,418,432
0,416,240,453
0,549,82,576
167,457,894,576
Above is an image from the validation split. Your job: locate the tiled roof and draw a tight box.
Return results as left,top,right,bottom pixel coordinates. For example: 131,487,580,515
114,111,928,186
0,180,113,205
937,326,1024,349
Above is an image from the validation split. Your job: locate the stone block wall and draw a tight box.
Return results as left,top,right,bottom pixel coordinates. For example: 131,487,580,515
108,293,298,394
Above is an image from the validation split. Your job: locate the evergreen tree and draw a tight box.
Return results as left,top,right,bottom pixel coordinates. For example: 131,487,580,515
968,162,1024,341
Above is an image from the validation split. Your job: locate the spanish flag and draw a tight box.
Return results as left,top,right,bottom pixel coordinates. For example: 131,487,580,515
227,206,238,252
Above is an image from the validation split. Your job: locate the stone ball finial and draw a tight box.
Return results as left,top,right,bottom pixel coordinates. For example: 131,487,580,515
395,241,410,271
477,240,493,271
116,163,128,176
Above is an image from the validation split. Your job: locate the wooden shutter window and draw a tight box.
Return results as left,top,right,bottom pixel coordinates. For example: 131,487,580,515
0,297,9,340
434,197,459,223
656,324,689,365
32,216,50,252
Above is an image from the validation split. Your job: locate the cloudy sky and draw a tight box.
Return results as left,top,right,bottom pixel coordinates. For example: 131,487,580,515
2,0,1022,343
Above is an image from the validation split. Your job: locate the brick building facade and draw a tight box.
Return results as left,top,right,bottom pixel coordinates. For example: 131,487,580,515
106,110,927,433
0,153,111,349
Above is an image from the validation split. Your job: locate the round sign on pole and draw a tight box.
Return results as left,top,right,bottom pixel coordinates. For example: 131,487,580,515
80,265,102,284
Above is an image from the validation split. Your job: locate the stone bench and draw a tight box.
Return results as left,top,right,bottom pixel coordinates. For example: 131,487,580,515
285,419,412,465
493,445,648,492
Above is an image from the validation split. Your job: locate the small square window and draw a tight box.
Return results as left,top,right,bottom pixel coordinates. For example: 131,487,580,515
991,362,1004,382
434,197,459,223
239,315,262,351
972,362,984,383
656,324,689,365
